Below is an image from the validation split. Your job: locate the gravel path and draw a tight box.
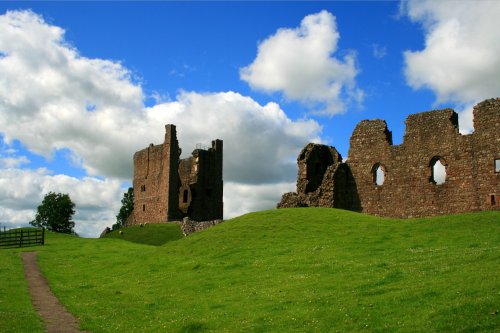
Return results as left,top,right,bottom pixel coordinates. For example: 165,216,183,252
22,251,88,333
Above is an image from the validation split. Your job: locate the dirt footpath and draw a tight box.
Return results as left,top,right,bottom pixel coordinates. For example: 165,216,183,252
22,251,88,333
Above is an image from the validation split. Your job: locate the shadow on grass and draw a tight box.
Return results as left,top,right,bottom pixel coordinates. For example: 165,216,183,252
178,322,208,333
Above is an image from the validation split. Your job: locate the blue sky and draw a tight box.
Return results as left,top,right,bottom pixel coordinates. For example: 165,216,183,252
0,1,498,237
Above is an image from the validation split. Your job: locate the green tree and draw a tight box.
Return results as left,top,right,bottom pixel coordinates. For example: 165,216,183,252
113,187,134,230
30,192,76,234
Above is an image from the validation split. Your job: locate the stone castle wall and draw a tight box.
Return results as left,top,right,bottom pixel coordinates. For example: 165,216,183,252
278,98,500,218
181,218,224,236
132,125,223,225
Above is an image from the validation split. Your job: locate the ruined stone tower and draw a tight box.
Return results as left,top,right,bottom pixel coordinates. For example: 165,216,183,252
132,125,223,224
278,98,500,218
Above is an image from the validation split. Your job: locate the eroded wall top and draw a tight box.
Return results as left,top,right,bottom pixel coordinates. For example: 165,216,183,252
279,98,500,218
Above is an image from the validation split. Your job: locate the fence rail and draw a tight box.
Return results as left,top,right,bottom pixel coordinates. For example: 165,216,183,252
0,228,45,248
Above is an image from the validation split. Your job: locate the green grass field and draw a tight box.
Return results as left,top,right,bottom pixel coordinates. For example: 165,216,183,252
1,208,499,332
102,223,183,245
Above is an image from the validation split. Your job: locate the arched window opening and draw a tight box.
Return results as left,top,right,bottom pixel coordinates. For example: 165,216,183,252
372,163,385,186
183,189,188,203
430,157,446,185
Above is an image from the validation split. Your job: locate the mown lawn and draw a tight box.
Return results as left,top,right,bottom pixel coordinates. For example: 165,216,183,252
1,208,499,332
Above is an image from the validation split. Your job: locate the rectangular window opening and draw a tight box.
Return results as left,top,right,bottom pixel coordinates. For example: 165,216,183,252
492,195,496,207
495,159,500,173
142,204,145,212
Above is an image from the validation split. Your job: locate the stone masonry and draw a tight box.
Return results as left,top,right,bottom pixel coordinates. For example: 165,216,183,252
132,125,223,224
278,98,500,218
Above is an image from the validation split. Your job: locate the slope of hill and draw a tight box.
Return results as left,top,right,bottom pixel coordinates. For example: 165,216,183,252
1,208,499,332
102,223,183,245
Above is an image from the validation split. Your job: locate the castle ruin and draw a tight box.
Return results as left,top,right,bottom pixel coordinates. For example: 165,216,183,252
278,98,500,217
132,125,223,224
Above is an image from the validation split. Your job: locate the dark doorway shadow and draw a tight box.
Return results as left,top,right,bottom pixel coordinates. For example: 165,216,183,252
304,145,334,193
334,163,361,212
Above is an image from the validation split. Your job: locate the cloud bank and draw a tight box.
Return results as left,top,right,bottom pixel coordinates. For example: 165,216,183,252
0,10,320,236
240,10,363,116
0,168,123,237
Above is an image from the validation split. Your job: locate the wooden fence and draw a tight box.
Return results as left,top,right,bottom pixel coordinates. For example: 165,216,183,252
0,228,45,248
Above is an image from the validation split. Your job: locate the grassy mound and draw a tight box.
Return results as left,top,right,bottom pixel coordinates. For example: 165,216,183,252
1,208,499,332
102,223,183,245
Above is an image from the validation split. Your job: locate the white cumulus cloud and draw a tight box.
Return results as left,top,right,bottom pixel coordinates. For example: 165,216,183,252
240,10,363,116
147,91,321,185
0,155,29,168
402,0,500,132
0,10,144,179
224,182,296,219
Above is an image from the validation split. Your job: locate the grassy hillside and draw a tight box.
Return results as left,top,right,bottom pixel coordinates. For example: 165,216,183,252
102,223,183,245
1,208,499,332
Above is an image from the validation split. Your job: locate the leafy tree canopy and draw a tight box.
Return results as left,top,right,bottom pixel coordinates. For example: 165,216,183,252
30,192,76,234
113,187,134,230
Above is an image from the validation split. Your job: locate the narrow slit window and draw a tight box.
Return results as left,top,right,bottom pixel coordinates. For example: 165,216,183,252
142,204,145,212
183,190,188,203
492,195,496,206
495,159,500,173
372,163,385,186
